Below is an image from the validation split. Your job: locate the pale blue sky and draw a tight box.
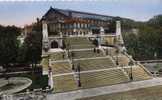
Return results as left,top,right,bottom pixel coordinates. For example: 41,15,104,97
0,0,162,27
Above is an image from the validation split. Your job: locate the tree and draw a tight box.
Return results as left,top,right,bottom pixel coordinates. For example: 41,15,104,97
16,44,27,64
23,21,42,68
122,14,162,60
148,15,162,28
0,25,20,66
0,25,21,81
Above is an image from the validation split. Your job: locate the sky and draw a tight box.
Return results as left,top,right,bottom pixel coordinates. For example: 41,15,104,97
0,0,162,27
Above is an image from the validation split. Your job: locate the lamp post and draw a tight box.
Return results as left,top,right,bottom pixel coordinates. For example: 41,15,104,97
77,63,81,87
115,48,119,66
130,65,133,81
129,60,133,81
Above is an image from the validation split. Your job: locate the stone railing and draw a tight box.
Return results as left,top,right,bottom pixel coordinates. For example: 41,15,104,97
123,52,153,77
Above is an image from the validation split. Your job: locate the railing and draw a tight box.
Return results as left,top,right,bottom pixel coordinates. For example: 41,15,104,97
123,52,153,77
48,34,117,38
137,62,153,77
138,59,162,63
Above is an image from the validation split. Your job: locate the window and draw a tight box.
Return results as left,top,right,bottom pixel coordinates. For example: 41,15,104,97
74,23,76,28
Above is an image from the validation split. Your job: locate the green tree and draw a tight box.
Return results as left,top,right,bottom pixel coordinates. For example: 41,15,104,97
122,14,162,60
23,20,42,68
0,25,21,81
0,25,20,67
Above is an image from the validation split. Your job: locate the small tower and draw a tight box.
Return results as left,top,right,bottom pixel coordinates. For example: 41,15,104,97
99,27,105,46
42,20,49,53
116,21,124,45
116,21,121,36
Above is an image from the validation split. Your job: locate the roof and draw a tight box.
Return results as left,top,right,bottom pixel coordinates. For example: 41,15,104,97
42,7,113,21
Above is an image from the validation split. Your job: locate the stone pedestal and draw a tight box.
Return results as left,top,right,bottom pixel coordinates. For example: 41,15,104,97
48,59,53,89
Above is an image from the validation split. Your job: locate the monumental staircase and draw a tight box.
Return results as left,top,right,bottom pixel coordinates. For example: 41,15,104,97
41,36,152,93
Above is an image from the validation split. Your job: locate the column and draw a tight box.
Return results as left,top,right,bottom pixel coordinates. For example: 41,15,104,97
59,32,63,48
42,21,49,50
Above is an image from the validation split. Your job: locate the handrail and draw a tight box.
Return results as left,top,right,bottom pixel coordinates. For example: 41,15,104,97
123,52,153,77
138,59,162,63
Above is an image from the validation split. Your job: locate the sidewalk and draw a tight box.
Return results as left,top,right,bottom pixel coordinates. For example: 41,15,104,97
47,77,162,100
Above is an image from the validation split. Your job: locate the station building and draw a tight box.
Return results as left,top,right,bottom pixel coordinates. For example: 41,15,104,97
41,7,123,54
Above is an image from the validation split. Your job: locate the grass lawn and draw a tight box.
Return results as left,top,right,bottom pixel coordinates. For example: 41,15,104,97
77,85,162,100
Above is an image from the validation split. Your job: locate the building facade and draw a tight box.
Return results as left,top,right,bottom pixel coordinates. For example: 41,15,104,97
41,7,123,53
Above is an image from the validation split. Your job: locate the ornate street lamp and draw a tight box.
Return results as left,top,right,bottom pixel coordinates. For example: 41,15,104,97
129,60,134,81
